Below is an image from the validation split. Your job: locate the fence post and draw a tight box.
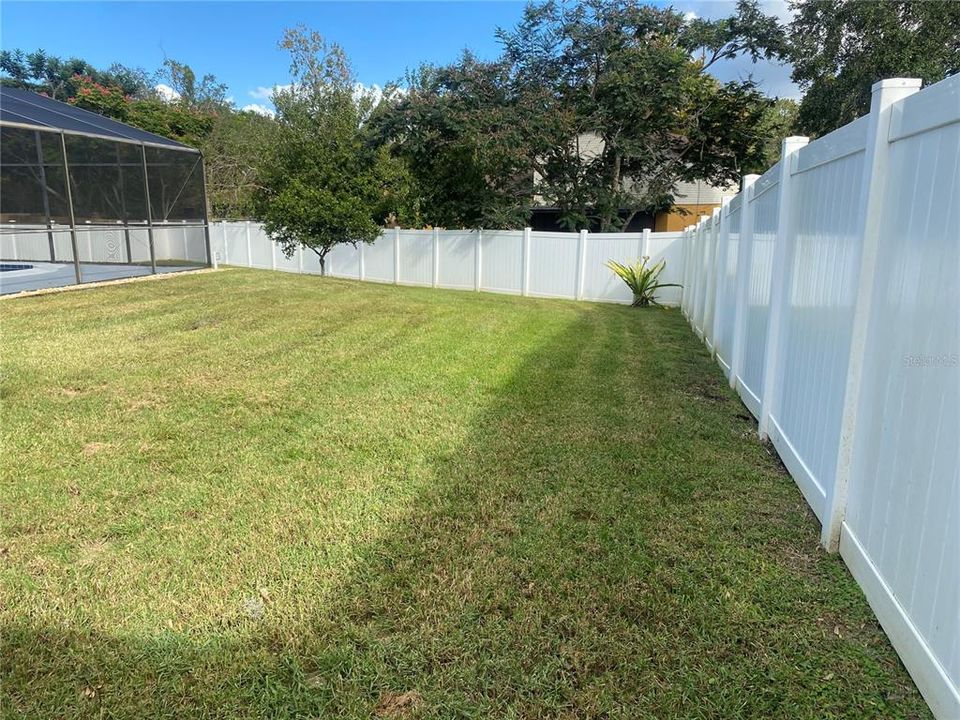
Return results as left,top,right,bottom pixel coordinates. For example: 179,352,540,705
393,226,401,284
221,220,229,265
729,174,760,389
359,239,366,281
693,215,709,336
710,197,732,353
642,227,651,258
705,207,722,352
475,229,482,291
758,136,809,439
521,227,531,297
270,233,277,271
298,244,304,274
821,78,922,552
680,226,691,316
245,221,252,267
432,227,440,288
576,229,588,300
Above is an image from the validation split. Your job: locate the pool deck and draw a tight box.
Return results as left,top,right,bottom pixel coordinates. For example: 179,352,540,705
0,262,203,295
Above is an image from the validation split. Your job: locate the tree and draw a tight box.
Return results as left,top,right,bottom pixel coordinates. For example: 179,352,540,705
0,49,152,100
498,0,777,230
374,1,780,232
200,109,279,218
255,26,412,273
369,53,537,229
743,97,799,174
788,0,960,136
161,58,230,112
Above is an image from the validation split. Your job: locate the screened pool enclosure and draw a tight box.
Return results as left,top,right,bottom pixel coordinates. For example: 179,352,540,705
0,87,211,295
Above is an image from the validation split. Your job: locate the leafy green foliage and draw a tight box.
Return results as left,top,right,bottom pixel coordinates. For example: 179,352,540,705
255,27,413,272
501,0,774,231
0,48,153,100
788,0,960,136
744,98,799,174
606,256,680,306
67,74,215,148
202,110,280,219
375,0,777,231
160,58,230,113
368,54,536,229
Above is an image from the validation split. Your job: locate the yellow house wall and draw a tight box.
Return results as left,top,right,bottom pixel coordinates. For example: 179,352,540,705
654,203,721,232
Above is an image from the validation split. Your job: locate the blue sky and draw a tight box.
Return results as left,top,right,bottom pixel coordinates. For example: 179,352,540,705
1,1,798,114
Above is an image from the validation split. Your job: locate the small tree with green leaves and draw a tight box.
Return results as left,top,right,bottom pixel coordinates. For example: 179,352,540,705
256,26,411,274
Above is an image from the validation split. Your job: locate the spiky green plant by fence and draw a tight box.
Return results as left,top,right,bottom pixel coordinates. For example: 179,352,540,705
606,256,681,307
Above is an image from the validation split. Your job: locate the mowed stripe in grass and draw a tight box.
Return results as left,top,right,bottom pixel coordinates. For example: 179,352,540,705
1,269,931,719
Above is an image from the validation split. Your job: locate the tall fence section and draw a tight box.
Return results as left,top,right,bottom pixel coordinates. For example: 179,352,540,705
681,76,959,719
209,224,685,307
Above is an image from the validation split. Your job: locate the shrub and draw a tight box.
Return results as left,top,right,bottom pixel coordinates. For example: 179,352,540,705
606,256,680,307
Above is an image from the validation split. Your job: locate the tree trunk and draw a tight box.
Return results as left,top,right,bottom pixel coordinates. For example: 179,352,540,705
308,245,328,277
603,150,622,232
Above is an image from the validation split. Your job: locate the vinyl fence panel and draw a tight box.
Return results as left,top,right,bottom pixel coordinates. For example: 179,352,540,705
480,230,524,294
713,200,740,374
436,230,477,290
840,77,960,720
582,232,644,303
767,119,868,519
528,231,579,299
682,76,959,720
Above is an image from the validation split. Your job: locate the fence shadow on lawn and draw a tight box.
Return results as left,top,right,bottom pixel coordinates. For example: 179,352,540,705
1,285,930,719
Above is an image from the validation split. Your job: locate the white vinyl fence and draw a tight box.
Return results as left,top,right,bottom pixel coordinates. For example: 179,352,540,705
682,76,959,720
1,224,208,265
209,224,685,306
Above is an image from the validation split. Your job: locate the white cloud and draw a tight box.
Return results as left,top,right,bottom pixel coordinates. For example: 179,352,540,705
241,103,276,118
155,83,180,102
683,11,698,22
353,82,383,105
249,84,293,100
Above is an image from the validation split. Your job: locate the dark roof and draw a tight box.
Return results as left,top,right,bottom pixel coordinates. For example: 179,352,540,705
0,86,197,151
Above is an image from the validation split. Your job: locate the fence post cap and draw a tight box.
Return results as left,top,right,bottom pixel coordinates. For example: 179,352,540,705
781,135,810,151
872,77,922,92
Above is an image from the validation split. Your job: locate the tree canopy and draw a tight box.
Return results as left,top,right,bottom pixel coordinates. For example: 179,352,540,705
788,0,960,136
3,1,951,235
374,0,782,231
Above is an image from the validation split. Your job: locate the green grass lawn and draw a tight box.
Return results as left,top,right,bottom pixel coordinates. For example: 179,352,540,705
1,269,931,719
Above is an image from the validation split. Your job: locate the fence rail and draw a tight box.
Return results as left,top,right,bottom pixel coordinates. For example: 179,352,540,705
681,76,959,720
209,223,685,306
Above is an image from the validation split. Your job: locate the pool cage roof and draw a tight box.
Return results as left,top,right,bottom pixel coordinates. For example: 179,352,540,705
0,87,211,289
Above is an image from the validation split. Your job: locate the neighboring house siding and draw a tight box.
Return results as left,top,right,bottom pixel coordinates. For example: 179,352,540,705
532,131,739,231
654,180,739,231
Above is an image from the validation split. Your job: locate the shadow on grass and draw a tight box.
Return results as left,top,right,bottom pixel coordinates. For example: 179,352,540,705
2,300,930,719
